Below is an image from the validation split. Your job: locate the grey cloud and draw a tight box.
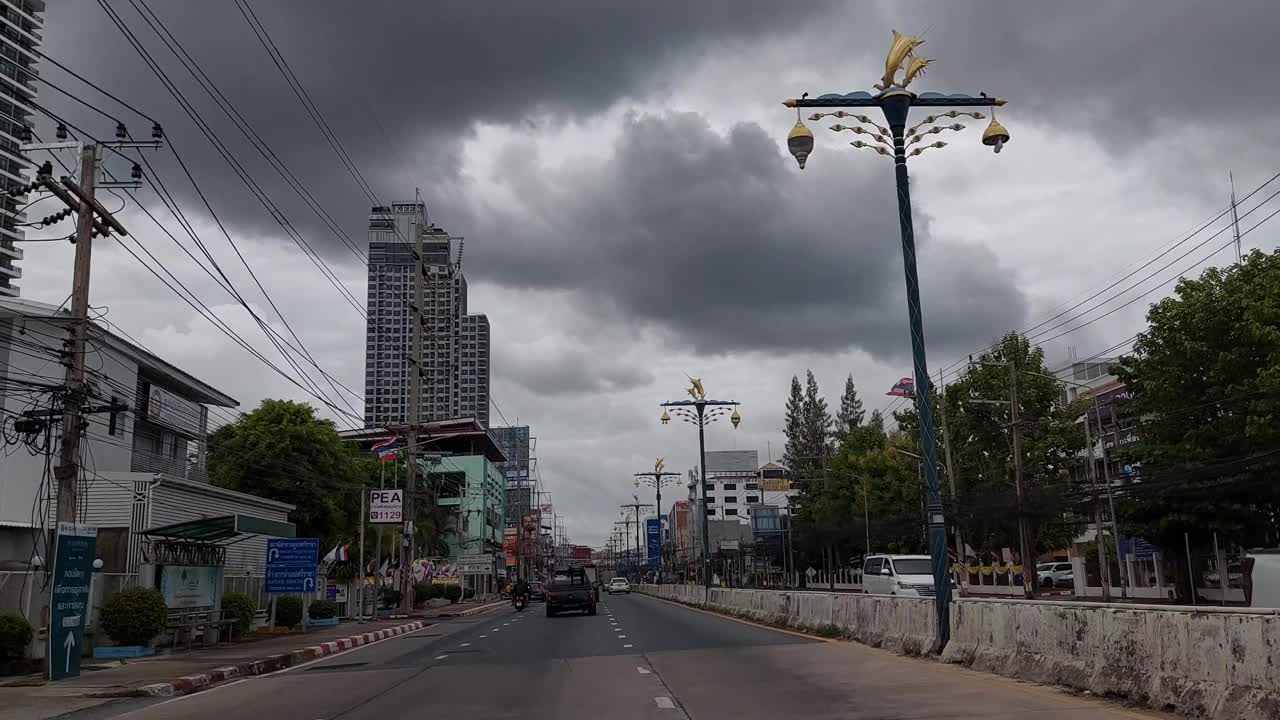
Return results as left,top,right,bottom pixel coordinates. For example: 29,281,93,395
495,344,655,398
38,0,841,257
463,111,1028,360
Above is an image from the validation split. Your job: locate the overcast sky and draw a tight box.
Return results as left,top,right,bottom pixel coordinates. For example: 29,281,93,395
22,1,1280,547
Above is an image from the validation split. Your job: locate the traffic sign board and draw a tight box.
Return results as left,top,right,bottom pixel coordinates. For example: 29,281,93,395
265,563,318,593
49,524,96,681
266,538,319,566
368,489,403,524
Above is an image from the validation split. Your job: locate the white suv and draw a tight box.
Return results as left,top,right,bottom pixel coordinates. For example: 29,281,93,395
607,577,631,594
862,555,951,597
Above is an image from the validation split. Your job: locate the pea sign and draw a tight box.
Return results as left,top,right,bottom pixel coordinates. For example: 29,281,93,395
369,489,403,524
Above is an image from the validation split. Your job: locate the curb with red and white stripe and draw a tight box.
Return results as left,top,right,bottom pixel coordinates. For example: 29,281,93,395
130,620,426,698
126,600,507,698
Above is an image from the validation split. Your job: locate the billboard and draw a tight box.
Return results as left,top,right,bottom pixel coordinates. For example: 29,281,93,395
490,425,531,474
503,528,518,567
572,545,592,560
145,384,204,437
646,517,661,567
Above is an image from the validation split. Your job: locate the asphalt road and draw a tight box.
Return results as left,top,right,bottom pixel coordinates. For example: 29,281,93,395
94,592,1168,720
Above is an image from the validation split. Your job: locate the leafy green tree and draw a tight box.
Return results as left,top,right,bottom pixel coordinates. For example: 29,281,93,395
1116,250,1280,557
952,334,1087,556
899,333,1087,558
208,399,365,548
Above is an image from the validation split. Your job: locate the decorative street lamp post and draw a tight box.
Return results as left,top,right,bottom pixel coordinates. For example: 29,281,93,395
635,458,682,584
661,378,741,588
781,30,1010,648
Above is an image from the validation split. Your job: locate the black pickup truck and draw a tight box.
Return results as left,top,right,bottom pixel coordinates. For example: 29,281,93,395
545,566,598,617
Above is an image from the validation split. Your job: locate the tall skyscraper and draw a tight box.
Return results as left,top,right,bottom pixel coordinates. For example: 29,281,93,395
364,202,490,427
0,1,44,297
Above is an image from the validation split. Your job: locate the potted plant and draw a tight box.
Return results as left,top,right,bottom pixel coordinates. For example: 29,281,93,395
97,587,166,657
274,595,304,629
221,592,257,638
378,588,403,615
307,600,339,627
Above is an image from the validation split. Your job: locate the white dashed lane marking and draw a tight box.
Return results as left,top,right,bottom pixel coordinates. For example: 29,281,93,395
460,642,471,647
435,655,448,660
655,697,675,709
637,667,651,674
623,644,633,648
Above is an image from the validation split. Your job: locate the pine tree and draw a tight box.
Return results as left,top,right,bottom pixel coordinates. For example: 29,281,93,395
800,370,833,479
868,409,885,431
781,375,804,474
835,374,864,437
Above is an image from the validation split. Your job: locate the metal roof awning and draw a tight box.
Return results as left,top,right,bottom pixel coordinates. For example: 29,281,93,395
141,514,296,544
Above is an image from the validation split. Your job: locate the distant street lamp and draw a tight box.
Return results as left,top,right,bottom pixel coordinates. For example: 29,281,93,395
634,458,682,583
661,377,741,588
781,29,1010,648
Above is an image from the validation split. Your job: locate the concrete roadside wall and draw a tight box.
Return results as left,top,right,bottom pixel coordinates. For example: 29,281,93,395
943,598,1280,720
640,585,1280,719
640,585,937,656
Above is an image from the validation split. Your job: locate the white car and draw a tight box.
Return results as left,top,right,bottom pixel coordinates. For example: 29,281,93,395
607,577,631,595
1037,562,1074,588
861,555,954,597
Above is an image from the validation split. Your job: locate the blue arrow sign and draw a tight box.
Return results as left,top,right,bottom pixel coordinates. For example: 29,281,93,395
265,564,318,593
48,524,96,681
266,538,319,566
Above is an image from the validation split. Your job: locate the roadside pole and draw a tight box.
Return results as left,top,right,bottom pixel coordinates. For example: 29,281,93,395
53,146,99,526
358,482,366,619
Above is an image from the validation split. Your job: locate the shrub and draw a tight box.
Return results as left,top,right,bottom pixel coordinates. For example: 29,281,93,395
463,587,475,600
413,583,431,606
221,592,257,635
428,583,446,599
101,587,167,647
380,588,403,609
443,584,463,604
308,600,338,620
275,595,303,627
816,624,844,639
0,612,34,661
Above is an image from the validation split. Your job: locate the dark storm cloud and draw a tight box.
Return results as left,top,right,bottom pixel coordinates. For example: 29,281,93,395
883,0,1280,136
38,0,840,253
460,111,1028,358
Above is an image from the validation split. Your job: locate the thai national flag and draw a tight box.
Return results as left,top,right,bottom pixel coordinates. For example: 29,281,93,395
370,435,398,452
371,435,400,462
886,377,915,398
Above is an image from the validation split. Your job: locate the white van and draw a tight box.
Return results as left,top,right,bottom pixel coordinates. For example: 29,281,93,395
862,554,945,597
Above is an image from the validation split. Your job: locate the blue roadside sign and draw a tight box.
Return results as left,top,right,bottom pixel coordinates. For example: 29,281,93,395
266,538,319,566
49,524,97,681
265,538,319,594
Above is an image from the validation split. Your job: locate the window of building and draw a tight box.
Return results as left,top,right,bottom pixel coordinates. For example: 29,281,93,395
723,483,736,490
725,508,738,516
723,496,737,504
706,507,716,516
746,496,759,504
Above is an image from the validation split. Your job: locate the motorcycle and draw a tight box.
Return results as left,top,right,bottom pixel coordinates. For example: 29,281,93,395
513,593,528,611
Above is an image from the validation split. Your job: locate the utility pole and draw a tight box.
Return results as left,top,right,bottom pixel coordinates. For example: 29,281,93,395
1096,402,1127,598
938,371,964,574
400,224,425,615
621,499,654,575
1084,407,1112,601
1008,359,1036,599
52,146,99,524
